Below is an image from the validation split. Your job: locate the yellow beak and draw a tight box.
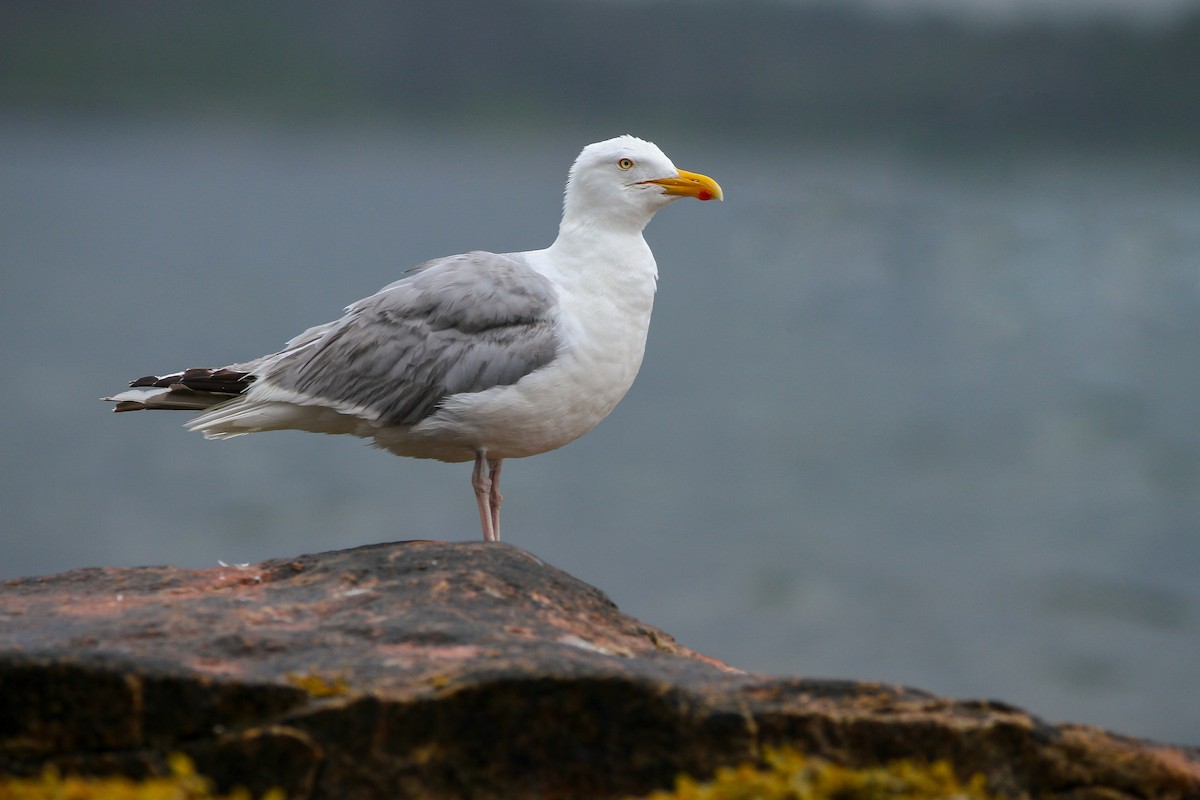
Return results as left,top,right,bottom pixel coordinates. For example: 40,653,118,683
641,169,724,201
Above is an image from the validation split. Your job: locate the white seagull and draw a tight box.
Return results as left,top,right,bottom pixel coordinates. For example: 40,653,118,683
106,135,723,542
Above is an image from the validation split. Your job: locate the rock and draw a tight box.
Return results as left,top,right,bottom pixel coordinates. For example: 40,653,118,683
1,540,1197,800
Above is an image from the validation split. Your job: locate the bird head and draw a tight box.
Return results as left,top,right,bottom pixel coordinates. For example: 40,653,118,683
561,135,723,232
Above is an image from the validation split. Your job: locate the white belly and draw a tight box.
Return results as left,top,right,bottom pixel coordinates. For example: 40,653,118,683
372,312,648,462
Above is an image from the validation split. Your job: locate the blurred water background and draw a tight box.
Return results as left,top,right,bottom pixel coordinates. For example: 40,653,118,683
2,1,1198,744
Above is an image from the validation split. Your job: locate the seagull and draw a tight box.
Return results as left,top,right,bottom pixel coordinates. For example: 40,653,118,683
105,135,723,542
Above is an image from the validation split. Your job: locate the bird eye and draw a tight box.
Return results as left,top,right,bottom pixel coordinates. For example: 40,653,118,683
617,158,634,170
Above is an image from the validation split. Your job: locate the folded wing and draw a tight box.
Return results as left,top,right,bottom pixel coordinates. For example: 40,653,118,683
109,251,562,437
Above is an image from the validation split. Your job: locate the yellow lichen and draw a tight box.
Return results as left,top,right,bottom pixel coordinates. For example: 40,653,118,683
428,673,453,690
0,754,284,800
633,748,1020,800
284,670,351,697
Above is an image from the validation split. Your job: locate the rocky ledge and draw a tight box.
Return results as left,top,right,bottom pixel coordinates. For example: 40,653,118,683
1,541,1197,799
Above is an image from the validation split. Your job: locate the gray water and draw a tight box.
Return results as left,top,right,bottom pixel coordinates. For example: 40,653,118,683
2,116,1197,744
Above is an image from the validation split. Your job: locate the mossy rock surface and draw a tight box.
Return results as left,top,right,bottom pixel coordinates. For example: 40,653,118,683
3,541,1198,799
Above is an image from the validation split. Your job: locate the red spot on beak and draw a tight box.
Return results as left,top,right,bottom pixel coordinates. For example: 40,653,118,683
697,189,713,201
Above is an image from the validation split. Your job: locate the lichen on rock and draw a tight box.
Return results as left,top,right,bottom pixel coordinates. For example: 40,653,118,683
633,748,1013,800
0,754,282,800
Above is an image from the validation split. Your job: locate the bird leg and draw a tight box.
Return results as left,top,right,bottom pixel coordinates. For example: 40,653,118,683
487,457,503,540
471,451,497,542
470,454,504,541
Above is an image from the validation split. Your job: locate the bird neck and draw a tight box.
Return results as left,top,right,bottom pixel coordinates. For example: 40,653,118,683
553,211,653,252
548,225,635,273
544,220,659,292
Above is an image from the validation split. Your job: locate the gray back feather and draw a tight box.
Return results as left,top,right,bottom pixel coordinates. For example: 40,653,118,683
266,251,560,425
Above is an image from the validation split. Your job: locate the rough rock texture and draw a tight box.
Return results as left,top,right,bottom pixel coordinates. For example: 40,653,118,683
1,540,1197,800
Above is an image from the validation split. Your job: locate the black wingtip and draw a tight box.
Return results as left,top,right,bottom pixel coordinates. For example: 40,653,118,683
125,368,255,395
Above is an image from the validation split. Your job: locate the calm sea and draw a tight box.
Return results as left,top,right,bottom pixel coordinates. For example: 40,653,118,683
1,116,1197,744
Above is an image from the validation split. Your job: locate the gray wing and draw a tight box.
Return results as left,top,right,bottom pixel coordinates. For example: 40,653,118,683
262,251,560,426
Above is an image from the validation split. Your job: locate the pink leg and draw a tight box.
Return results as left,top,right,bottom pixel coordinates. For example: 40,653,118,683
488,458,503,540
471,451,497,542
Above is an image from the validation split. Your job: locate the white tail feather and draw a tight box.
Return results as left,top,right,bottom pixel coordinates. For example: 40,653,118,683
186,398,361,438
